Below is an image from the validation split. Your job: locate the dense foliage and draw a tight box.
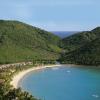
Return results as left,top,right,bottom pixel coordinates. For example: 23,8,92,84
61,27,100,53
0,20,61,64
0,64,40,100
60,27,100,65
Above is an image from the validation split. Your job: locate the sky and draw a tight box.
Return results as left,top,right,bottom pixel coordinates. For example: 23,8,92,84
0,0,100,31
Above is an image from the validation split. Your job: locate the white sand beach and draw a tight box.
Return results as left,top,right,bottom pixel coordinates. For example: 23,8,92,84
10,65,61,88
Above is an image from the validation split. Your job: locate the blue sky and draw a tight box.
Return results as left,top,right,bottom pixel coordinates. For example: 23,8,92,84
0,0,100,31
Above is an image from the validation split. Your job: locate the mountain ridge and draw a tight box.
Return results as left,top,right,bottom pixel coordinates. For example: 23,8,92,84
59,27,100,65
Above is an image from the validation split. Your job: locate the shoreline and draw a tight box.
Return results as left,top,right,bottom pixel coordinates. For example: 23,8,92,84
10,64,61,88
10,64,99,89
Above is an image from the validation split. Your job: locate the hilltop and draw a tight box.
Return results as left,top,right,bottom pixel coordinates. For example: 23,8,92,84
0,20,61,64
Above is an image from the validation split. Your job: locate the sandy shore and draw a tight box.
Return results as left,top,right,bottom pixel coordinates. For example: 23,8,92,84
10,64,61,88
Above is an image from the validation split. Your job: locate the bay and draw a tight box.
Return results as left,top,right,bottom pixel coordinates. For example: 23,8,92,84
19,65,100,100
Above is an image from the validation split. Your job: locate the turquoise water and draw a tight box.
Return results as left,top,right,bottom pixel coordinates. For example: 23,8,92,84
19,65,100,100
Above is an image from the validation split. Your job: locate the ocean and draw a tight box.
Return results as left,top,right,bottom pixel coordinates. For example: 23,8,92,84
19,65,100,100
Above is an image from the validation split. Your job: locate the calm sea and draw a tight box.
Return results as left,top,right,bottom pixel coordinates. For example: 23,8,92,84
19,65,100,100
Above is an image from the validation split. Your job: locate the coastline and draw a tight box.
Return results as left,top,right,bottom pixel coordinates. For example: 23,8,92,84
10,64,61,88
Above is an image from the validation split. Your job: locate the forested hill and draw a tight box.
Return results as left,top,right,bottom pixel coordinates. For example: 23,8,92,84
0,20,100,66
60,27,100,65
0,20,61,64
61,27,100,53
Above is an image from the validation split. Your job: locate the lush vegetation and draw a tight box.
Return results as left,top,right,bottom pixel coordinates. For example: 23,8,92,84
61,27,100,53
0,20,61,64
0,60,57,100
0,64,39,100
59,27,100,66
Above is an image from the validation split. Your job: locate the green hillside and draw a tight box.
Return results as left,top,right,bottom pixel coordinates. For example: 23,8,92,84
0,20,61,64
60,27,100,65
0,20,100,66
61,27,100,53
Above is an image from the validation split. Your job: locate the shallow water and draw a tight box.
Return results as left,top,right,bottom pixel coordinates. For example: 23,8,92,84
19,65,100,100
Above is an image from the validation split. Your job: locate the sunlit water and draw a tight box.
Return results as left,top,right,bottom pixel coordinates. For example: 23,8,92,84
19,65,100,100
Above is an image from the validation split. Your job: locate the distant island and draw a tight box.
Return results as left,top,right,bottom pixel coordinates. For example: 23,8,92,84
0,20,100,100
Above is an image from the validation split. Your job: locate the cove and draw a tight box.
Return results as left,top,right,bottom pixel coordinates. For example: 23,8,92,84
18,65,100,100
